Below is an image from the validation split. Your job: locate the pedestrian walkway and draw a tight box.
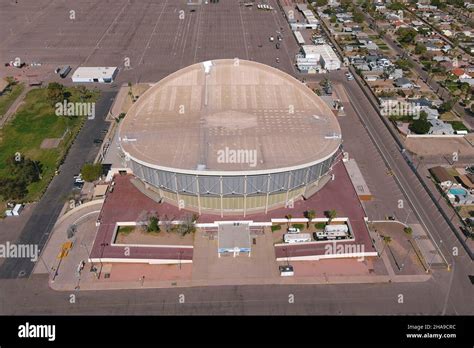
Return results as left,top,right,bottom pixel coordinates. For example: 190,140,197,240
0,86,29,128
50,271,431,291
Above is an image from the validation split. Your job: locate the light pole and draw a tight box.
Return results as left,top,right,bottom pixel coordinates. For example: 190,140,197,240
98,242,108,278
39,254,54,280
400,241,414,271
81,242,96,275
178,251,183,270
426,240,442,273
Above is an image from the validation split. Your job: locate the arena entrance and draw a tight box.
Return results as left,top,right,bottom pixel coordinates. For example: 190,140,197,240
217,222,251,258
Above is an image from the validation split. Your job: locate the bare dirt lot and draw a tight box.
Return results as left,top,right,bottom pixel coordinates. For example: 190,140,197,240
115,227,195,246
405,136,474,158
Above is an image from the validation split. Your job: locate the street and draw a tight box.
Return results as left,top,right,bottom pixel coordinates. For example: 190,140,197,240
0,90,116,279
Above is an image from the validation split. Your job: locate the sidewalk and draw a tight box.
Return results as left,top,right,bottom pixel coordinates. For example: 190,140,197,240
50,272,431,291
0,85,29,127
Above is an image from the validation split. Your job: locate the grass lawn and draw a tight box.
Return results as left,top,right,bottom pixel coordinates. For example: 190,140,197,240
439,111,459,122
448,121,469,132
117,225,135,235
0,83,25,117
0,86,99,202
457,205,474,220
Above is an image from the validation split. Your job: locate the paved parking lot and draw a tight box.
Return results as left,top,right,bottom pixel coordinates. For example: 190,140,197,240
0,0,299,84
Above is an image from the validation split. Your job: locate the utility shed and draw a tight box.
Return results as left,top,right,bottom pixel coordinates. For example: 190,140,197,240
72,67,118,83
218,222,251,258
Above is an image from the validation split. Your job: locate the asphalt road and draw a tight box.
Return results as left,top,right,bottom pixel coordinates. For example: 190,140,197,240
0,90,116,279
0,271,471,315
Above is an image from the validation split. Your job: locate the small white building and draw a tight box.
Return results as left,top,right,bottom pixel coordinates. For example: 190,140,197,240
293,31,305,45
72,67,119,83
5,204,24,217
312,44,341,71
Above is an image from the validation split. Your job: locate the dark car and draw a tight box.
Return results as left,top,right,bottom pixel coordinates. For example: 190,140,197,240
93,138,103,144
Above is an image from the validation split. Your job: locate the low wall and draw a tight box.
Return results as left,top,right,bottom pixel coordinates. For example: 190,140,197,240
89,257,192,265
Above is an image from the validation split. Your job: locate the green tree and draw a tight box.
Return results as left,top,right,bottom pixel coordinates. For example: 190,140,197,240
330,14,337,23
387,2,404,10
80,163,102,182
340,0,352,10
439,100,455,114
147,215,160,233
325,209,337,223
47,82,65,106
430,0,446,9
396,27,418,45
5,76,16,86
380,235,392,255
285,214,293,227
353,10,364,23
7,156,42,184
304,210,316,228
403,227,413,236
315,0,328,6
395,58,413,71
409,112,431,134
0,178,28,200
414,43,427,55
459,82,471,100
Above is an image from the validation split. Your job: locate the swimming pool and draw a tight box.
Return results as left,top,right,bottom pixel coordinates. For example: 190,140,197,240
449,187,468,195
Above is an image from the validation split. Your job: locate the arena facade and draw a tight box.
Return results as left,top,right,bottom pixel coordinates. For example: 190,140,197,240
118,59,342,216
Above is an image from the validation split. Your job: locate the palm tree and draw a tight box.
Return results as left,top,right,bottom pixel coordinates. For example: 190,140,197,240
305,210,316,229
403,227,413,236
285,214,293,227
380,235,392,256
325,210,337,224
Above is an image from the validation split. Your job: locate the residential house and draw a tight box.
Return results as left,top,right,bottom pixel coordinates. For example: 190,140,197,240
430,166,456,189
387,68,403,80
428,119,454,135
452,68,471,80
394,77,414,89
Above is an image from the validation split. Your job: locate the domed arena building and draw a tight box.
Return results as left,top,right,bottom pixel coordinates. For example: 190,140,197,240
118,59,342,216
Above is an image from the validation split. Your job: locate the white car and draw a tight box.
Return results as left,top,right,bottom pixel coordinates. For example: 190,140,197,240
346,73,354,80
287,227,300,234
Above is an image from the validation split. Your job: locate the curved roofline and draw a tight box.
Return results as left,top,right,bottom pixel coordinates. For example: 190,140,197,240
119,59,342,172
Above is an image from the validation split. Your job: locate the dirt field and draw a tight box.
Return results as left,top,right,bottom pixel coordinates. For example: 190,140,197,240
115,226,195,246
405,137,474,158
